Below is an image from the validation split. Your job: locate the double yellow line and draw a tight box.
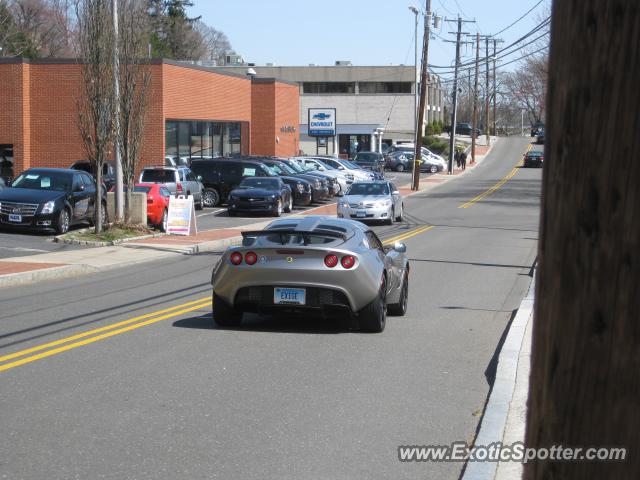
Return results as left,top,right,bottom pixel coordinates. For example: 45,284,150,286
0,297,211,373
382,225,434,245
458,145,530,209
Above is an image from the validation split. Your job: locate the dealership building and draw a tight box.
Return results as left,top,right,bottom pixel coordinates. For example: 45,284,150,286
215,62,446,157
0,57,299,178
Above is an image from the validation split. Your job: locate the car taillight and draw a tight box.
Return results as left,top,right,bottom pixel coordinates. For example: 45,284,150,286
324,254,338,268
177,183,183,192
147,196,153,204
341,255,355,269
230,252,243,265
245,251,258,265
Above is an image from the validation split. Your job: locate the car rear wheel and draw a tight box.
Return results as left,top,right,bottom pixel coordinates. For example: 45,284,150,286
195,196,204,210
430,165,438,174
212,292,242,327
359,277,387,333
395,203,403,222
56,208,70,235
386,208,394,225
160,209,168,232
284,195,292,213
388,272,409,316
395,163,405,172
202,189,220,207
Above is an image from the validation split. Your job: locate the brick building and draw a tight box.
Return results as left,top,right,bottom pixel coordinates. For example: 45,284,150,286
0,58,299,179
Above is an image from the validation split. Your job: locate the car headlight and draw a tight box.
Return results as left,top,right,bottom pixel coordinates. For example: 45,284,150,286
271,194,277,199
296,183,305,193
41,200,56,214
338,201,349,208
379,199,392,207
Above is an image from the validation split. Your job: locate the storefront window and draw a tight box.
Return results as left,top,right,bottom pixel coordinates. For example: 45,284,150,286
166,120,243,161
165,122,178,157
178,122,190,158
212,123,222,157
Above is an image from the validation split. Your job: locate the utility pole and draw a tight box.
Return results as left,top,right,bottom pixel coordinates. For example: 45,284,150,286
444,17,474,175
412,0,431,191
113,0,123,222
492,38,504,137
409,6,420,161
485,36,491,147
471,32,480,164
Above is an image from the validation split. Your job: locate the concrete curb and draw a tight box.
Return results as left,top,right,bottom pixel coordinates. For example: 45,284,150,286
55,231,166,247
461,269,535,480
0,263,99,288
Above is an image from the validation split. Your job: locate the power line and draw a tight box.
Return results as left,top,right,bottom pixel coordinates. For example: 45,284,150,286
492,0,547,37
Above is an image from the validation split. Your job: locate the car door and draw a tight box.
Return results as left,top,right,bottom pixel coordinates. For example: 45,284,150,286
71,173,91,221
80,172,97,220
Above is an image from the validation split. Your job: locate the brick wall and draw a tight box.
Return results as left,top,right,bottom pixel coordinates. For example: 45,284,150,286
251,79,299,157
274,82,300,157
0,62,27,172
251,81,276,156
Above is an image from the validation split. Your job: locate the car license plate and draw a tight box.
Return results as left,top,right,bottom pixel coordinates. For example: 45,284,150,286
8,214,22,222
356,210,366,218
274,287,306,305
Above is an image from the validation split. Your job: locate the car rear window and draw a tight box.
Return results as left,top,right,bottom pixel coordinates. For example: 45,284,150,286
141,170,175,183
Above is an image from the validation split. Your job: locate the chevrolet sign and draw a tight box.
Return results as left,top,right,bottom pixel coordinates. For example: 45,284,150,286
308,108,336,136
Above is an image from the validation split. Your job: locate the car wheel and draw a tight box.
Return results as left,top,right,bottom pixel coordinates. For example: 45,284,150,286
359,277,387,333
202,189,220,207
56,208,70,235
160,209,168,232
430,165,438,174
227,209,236,217
284,195,292,213
388,272,409,316
195,196,204,211
395,203,403,222
100,202,107,225
395,164,405,172
274,199,282,217
386,208,394,225
212,292,242,327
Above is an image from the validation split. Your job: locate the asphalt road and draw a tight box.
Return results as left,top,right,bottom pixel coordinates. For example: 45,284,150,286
0,137,540,479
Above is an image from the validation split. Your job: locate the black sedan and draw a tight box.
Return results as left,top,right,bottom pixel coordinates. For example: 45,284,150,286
70,160,116,191
227,177,292,217
523,151,544,168
0,168,107,234
261,159,328,203
352,152,385,174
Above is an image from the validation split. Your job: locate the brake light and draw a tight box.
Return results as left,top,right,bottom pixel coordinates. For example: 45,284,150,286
177,183,183,193
341,255,355,269
324,254,338,268
230,252,243,265
245,251,258,265
147,196,153,204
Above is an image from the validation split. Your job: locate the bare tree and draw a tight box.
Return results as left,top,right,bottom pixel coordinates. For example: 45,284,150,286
193,20,234,64
75,0,115,233
117,0,150,224
525,0,640,478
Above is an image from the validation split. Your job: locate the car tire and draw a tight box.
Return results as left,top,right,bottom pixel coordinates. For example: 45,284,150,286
160,209,168,232
395,164,406,173
284,195,292,213
430,165,438,174
212,292,242,327
202,189,220,207
388,272,409,316
395,203,403,222
274,200,282,217
359,277,387,333
227,209,236,217
100,202,108,225
56,208,70,235
195,196,204,210
386,208,394,225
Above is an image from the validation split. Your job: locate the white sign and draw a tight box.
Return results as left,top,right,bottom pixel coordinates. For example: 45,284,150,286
167,195,197,236
308,108,336,136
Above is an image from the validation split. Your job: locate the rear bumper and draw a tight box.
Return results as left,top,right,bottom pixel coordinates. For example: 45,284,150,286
233,286,353,315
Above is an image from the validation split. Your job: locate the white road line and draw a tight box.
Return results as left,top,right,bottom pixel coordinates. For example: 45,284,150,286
0,246,50,253
197,209,225,217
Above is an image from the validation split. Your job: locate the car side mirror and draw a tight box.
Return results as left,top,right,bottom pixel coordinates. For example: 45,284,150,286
393,241,407,253
392,190,400,195
318,166,325,171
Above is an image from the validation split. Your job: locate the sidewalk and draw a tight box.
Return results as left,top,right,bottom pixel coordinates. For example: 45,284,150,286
0,139,498,288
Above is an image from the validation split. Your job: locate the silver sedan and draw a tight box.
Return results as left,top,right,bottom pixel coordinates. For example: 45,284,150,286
336,181,404,225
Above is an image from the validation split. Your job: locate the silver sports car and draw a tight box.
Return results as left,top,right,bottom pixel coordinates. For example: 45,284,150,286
211,216,410,332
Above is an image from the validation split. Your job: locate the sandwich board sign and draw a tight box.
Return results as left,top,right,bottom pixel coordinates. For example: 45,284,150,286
167,195,197,236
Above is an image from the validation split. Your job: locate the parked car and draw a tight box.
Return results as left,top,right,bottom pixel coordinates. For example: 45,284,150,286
0,177,5,191
227,177,292,217
285,158,341,196
352,152,385,175
295,157,354,193
259,162,312,207
444,123,481,136
388,145,447,171
530,122,544,137
110,183,171,231
318,157,375,181
523,150,544,168
337,181,403,225
210,216,410,332
0,168,106,234
385,151,443,173
70,160,116,191
260,158,326,203
138,166,203,210
536,128,545,144
277,158,334,200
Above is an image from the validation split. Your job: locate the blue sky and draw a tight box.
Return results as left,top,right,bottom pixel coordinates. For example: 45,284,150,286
190,0,550,73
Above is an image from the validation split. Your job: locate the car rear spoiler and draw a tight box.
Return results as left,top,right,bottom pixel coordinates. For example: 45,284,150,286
241,229,347,245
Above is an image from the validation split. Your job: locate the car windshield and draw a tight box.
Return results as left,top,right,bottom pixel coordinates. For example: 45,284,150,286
347,183,389,196
141,170,175,183
239,178,279,190
11,172,72,191
355,153,378,163
285,161,305,173
343,160,361,169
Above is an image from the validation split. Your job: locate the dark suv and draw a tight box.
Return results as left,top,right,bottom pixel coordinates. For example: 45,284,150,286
191,158,286,207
